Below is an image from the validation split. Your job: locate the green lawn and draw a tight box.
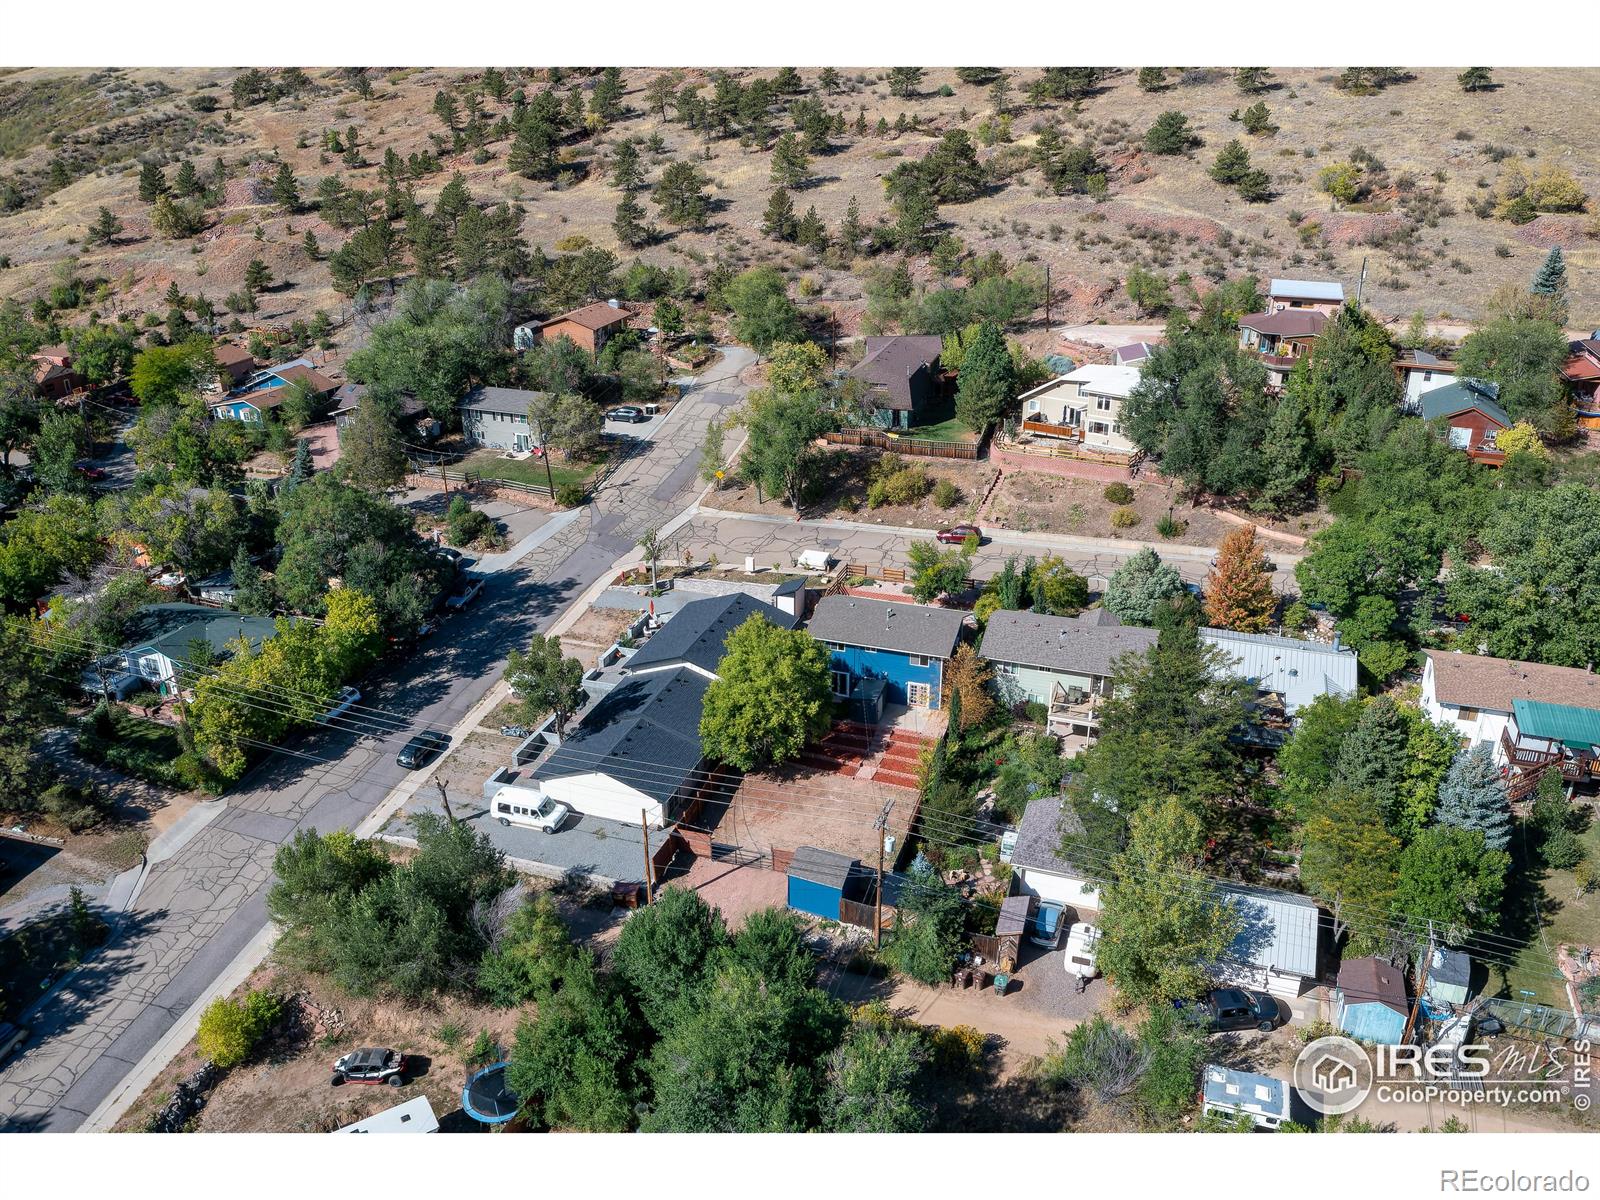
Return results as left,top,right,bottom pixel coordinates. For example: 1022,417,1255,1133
905,415,979,443
1498,818,1600,1006
463,449,605,491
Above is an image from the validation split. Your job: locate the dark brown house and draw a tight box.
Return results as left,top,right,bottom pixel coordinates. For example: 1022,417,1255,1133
849,335,945,430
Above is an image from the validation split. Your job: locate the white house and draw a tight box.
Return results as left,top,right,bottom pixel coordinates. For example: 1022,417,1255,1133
1267,277,1344,314
1394,350,1460,411
79,603,278,699
1419,648,1600,760
1016,364,1141,455
1007,795,1100,911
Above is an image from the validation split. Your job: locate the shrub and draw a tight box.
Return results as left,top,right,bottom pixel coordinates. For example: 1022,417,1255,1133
39,780,115,832
197,988,283,1068
555,483,587,508
928,1024,987,1073
1102,482,1134,504
866,461,931,508
932,479,961,508
1154,512,1186,539
1109,507,1141,530
1542,825,1585,871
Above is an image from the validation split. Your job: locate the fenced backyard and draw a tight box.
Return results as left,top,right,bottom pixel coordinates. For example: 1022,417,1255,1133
824,427,985,461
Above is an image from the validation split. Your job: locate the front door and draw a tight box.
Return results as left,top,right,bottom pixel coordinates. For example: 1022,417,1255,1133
906,681,931,708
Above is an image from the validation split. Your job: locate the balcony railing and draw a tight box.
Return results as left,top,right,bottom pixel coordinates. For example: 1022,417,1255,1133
1501,727,1562,768
1021,417,1082,440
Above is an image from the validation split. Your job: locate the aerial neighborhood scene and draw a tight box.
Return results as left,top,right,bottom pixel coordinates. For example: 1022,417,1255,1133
2,46,1599,1172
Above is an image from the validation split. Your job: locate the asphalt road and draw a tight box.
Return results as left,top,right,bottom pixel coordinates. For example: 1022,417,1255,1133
0,347,757,1132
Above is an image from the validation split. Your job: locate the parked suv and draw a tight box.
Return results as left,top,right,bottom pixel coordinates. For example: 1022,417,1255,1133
330,1047,409,1087
1189,987,1282,1033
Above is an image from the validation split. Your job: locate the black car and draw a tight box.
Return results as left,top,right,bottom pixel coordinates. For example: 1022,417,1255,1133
606,405,648,423
396,730,449,769
1193,987,1282,1033
331,1047,408,1087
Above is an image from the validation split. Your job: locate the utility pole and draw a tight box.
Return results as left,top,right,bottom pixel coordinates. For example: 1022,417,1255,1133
641,809,654,904
1355,255,1369,309
438,455,448,495
873,798,894,949
434,776,456,825
1044,263,1052,332
1401,919,1435,1045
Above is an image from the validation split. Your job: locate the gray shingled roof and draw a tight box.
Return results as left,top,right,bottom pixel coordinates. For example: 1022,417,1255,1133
978,609,1157,679
1010,795,1092,878
535,667,708,806
849,336,943,410
808,595,965,659
789,845,856,890
459,385,550,417
623,593,798,677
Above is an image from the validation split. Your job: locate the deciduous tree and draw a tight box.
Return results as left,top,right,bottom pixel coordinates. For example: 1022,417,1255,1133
1203,527,1276,632
699,615,833,770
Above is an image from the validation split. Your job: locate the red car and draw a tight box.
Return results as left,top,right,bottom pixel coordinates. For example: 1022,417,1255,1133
74,462,108,481
936,524,982,545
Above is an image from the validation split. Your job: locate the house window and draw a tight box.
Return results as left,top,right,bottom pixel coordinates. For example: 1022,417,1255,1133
993,662,1015,676
1456,705,1479,723
825,641,845,651
1095,396,1114,412
906,682,932,708
1089,421,1110,436
1422,371,1434,382
1448,426,1471,449
831,669,851,697
1026,400,1040,414
908,654,930,667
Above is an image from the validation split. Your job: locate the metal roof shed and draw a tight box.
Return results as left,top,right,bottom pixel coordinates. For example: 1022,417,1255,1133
786,846,858,921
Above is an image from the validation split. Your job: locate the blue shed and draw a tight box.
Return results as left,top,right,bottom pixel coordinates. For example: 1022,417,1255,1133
786,845,857,921
1335,956,1410,1045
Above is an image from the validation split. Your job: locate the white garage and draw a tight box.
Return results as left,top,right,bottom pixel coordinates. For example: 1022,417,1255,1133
1008,796,1101,912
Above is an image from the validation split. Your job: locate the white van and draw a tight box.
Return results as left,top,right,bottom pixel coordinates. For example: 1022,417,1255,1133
491,787,570,833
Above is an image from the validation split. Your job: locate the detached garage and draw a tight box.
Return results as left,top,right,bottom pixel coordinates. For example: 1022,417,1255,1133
1008,796,1100,912
787,846,859,921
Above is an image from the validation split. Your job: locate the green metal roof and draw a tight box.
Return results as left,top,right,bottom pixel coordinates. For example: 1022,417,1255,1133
1511,698,1600,749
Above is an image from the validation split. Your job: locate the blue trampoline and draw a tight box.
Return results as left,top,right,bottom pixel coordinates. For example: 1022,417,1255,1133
462,1061,520,1125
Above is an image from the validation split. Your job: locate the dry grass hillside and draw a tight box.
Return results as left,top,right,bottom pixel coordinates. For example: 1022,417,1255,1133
2,65,1598,341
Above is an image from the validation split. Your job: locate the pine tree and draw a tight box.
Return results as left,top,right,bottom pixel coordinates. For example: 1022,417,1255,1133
230,546,273,616
1240,101,1274,135
612,192,651,248
433,89,459,130
769,132,810,188
284,438,313,491
761,187,798,241
271,161,301,212
1333,697,1411,831
839,195,865,248
1458,67,1494,93
610,140,644,191
653,160,710,229
507,116,558,179
302,229,321,260
1144,110,1196,155
1202,527,1277,632
88,206,123,246
244,258,273,293
1531,246,1568,298
138,160,167,203
953,322,1017,434
795,206,827,250
1435,744,1512,852
174,159,200,197
1137,67,1167,93
1235,67,1273,94
854,110,867,136
1210,139,1251,185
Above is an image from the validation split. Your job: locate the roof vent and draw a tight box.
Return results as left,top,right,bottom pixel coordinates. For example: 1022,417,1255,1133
608,298,620,308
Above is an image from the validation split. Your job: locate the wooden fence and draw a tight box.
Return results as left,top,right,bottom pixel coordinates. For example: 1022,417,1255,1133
823,428,982,461
403,466,555,499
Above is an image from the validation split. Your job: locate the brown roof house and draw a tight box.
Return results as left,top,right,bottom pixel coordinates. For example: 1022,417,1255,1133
1238,309,1328,391
209,358,339,422
212,344,258,389
849,336,946,430
30,345,84,401
1420,647,1600,768
518,300,633,357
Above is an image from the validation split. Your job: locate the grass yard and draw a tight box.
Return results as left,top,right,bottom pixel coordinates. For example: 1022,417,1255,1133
905,415,979,443
1498,817,1600,1007
462,449,605,491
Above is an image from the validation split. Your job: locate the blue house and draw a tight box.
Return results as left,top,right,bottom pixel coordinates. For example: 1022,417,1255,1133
209,359,339,422
1335,955,1409,1045
807,595,966,711
786,845,860,920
